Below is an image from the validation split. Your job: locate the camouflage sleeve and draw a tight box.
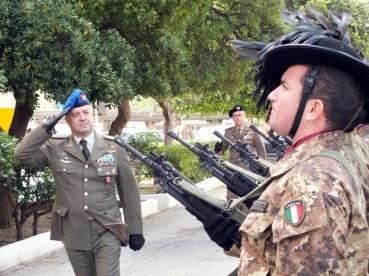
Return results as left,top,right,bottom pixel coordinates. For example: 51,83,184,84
116,146,143,235
272,191,350,274
14,125,52,168
239,158,363,275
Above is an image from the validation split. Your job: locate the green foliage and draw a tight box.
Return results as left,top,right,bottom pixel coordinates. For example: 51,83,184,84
155,144,210,183
0,132,55,204
126,134,163,181
0,133,18,185
75,0,286,115
11,167,55,205
127,134,210,183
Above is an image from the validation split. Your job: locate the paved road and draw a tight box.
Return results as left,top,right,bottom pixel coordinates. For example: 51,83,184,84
6,187,239,276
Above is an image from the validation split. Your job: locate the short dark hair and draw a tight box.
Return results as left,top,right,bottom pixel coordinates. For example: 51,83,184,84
310,65,366,132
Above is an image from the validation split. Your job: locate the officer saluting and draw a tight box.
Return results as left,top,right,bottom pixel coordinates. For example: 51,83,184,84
15,89,144,276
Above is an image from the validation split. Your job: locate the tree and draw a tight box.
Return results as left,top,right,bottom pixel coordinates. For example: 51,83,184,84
0,133,55,239
75,0,286,142
0,0,135,139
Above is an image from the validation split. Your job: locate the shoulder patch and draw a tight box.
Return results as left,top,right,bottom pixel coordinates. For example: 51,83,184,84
284,200,305,226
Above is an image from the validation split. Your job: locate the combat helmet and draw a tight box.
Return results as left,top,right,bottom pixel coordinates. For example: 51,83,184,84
231,9,369,137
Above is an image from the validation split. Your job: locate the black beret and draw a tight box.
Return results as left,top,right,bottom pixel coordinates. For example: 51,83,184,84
228,105,244,117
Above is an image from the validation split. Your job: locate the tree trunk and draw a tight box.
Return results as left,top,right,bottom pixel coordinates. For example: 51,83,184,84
157,100,174,146
8,95,34,139
1,96,34,228
33,202,52,235
108,100,131,136
0,185,12,229
33,212,39,236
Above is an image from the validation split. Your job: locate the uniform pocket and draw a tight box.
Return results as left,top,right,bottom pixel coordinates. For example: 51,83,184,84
54,165,76,189
96,165,118,177
52,203,70,239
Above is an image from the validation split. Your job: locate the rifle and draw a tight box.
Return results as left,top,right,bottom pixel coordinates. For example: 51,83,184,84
213,130,270,177
113,136,244,247
167,130,260,198
249,125,290,159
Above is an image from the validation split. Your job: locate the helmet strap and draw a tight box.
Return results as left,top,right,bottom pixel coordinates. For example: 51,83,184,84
343,102,364,132
289,66,320,138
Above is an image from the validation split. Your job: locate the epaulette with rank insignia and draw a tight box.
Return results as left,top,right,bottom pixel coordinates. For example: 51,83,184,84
104,134,116,141
51,133,69,139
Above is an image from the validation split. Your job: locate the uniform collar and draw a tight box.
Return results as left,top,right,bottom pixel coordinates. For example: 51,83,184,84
271,130,345,177
284,130,330,155
73,131,95,151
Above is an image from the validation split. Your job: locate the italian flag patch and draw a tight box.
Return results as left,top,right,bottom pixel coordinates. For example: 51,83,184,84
284,200,305,226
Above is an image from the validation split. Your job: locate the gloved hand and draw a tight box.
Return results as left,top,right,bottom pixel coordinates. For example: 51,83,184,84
42,107,72,134
129,234,145,251
214,141,223,154
203,214,240,251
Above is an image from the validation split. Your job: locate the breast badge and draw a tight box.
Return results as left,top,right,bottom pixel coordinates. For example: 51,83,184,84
97,153,116,166
97,152,117,185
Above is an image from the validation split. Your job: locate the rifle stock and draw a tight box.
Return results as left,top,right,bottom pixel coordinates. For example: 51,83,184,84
167,130,259,197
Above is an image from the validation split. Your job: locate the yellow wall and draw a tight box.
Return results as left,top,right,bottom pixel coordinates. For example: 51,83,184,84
0,108,15,133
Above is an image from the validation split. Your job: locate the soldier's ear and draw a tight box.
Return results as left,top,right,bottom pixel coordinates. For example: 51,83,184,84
304,99,324,121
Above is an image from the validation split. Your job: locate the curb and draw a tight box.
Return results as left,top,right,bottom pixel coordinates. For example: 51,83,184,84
0,177,224,273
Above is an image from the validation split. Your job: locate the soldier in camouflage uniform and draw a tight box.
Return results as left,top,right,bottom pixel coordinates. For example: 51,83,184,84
15,89,145,276
202,11,369,275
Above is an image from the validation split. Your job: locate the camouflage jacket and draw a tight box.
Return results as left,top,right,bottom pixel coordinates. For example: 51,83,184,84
238,131,369,275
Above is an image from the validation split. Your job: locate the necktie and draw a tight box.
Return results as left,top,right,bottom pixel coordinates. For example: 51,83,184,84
79,139,90,160
237,128,242,137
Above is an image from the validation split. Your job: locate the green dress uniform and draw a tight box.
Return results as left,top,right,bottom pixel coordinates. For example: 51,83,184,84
224,125,267,166
15,125,143,276
223,125,266,200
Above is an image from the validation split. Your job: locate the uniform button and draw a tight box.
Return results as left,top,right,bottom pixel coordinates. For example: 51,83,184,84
57,210,61,214
85,165,88,168
84,206,88,210
63,168,66,172
84,178,88,182
84,192,88,196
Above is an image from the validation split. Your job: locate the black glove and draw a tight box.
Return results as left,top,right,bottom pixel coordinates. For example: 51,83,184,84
129,234,145,251
42,107,71,134
214,141,223,154
203,214,240,251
